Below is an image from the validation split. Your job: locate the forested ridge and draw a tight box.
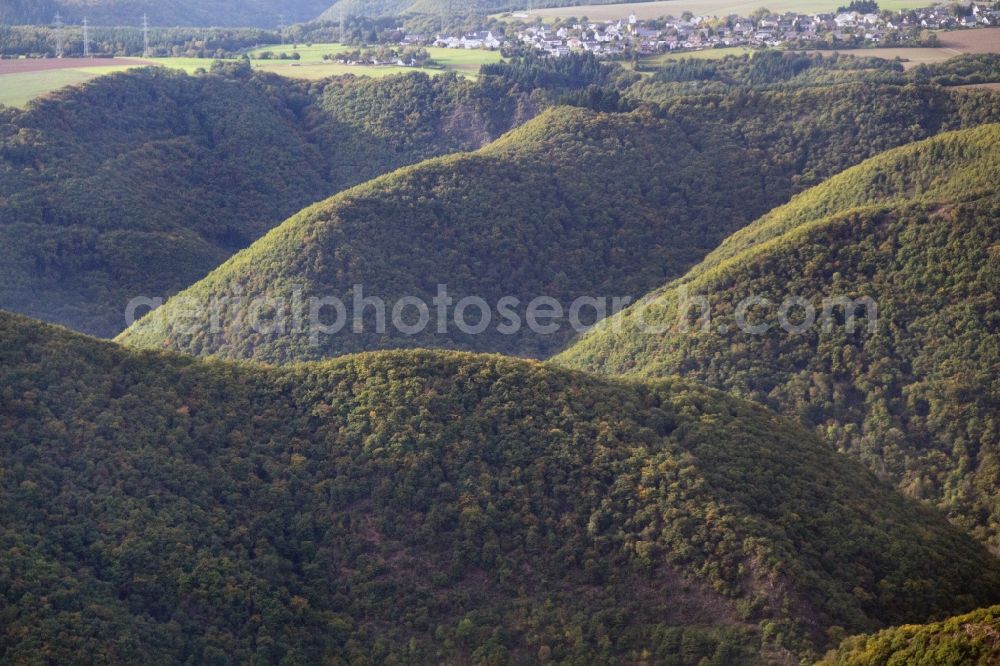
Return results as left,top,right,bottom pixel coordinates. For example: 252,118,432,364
3,52,998,341
817,605,1000,665
556,124,1000,552
0,0,661,26
0,24,283,58
0,65,526,337
3,49,1000,665
117,81,1000,363
319,0,652,21
4,309,1000,663
0,0,330,28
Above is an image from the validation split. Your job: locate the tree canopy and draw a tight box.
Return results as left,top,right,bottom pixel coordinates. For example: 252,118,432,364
4,309,1000,663
556,124,1000,552
117,82,1000,361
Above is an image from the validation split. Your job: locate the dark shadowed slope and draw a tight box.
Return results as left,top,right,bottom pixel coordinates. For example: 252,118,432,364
556,124,1000,551
4,309,1000,662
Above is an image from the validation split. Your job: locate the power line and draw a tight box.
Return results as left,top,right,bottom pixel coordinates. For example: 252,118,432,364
53,12,64,58
83,17,90,57
279,14,285,44
142,14,150,57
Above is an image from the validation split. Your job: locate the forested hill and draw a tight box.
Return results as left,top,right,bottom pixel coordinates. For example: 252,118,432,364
818,605,1000,665
4,309,1000,663
0,66,524,337
0,0,329,27
556,124,1000,551
319,0,648,20
0,0,662,25
117,82,1000,363
2,54,997,342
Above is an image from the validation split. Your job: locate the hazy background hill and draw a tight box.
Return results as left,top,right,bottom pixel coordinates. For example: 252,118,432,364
117,82,1000,362
0,0,330,27
556,124,1000,552
0,0,653,25
319,0,651,20
4,309,1000,662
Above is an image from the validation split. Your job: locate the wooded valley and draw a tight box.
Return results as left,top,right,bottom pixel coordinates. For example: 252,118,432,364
2,46,999,664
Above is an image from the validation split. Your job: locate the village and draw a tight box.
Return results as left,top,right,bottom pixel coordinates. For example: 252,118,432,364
427,2,1000,57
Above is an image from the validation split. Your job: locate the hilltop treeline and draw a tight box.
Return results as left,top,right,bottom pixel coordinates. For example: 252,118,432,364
910,53,1000,86
556,124,1000,551
648,50,903,85
481,51,634,91
0,24,282,58
634,52,1000,98
4,310,1000,662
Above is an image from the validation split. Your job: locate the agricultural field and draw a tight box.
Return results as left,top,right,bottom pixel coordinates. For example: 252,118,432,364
937,26,1000,53
805,27,1000,68
634,46,752,68
0,58,156,107
805,46,958,67
0,44,501,108
517,0,927,21
247,42,501,76
2,28,995,107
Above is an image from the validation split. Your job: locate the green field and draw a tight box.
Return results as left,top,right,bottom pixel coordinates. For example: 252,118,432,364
635,46,752,68
247,42,501,76
0,45,502,108
0,70,98,108
0,63,155,108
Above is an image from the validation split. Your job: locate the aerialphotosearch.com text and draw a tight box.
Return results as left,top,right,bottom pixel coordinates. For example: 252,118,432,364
125,284,877,343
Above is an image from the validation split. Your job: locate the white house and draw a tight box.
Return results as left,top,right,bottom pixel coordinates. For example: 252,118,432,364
461,31,502,49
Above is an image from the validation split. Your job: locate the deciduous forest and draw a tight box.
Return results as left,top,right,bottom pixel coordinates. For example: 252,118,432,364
2,40,999,665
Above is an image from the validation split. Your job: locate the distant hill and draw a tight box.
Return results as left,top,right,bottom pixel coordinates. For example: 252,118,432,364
0,0,329,27
116,83,1000,362
0,66,523,336
319,0,653,20
4,309,1000,662
556,124,1000,551
318,0,412,19
818,605,1000,665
